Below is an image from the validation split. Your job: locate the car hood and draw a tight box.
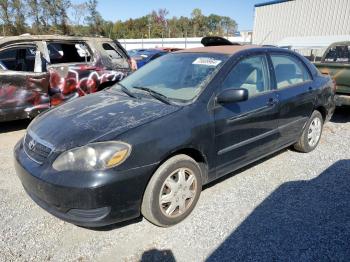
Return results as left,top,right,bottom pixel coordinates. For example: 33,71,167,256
28,91,180,151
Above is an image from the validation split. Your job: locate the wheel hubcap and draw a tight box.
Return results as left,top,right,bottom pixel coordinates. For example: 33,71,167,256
308,117,322,147
159,168,197,218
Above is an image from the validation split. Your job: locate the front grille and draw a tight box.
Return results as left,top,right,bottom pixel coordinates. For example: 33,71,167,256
23,134,52,164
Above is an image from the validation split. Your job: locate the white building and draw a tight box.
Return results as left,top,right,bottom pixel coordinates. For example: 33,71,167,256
253,0,350,45
119,35,252,51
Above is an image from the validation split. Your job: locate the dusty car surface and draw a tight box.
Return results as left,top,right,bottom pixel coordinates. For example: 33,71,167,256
0,35,131,122
14,45,335,228
314,42,350,106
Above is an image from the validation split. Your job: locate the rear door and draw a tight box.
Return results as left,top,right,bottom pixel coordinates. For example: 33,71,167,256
0,43,50,121
214,53,280,177
269,53,315,143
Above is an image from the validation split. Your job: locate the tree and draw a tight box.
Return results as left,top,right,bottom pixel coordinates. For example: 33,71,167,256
0,2,239,38
191,8,204,37
57,0,71,34
71,3,87,27
0,0,15,35
221,16,237,37
11,0,27,34
206,14,222,35
85,0,104,36
27,0,41,34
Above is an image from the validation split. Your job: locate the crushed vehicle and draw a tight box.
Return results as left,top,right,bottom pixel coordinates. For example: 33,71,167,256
314,42,350,106
0,35,132,122
15,43,335,228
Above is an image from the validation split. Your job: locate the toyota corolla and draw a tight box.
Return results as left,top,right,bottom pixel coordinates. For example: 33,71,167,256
14,45,335,227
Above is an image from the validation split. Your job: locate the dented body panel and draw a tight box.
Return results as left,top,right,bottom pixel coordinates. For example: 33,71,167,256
0,35,131,122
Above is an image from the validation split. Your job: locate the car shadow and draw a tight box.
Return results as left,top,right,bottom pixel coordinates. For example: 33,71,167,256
331,107,350,123
0,119,31,133
140,249,176,262
207,159,350,261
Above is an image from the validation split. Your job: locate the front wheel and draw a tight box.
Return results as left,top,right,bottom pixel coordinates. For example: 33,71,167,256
294,110,323,153
141,154,202,227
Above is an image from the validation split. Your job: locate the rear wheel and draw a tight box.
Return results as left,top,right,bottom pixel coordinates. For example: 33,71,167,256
141,154,202,227
294,110,323,153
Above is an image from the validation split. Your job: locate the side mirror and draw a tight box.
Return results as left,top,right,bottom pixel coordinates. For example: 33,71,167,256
216,88,248,104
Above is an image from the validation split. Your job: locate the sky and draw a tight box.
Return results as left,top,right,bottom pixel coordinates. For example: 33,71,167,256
72,0,265,31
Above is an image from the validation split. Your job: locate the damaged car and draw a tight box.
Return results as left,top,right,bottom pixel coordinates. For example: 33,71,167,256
0,35,132,122
15,44,335,228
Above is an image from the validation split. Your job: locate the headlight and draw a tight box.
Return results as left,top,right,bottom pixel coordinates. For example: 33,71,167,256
52,142,131,171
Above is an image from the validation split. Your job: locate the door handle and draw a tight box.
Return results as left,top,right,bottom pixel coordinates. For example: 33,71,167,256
267,97,279,106
308,86,313,92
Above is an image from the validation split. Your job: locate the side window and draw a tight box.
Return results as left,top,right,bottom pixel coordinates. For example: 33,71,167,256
271,55,311,89
0,47,37,72
47,42,91,64
324,45,350,63
103,43,122,59
222,55,270,98
0,49,16,70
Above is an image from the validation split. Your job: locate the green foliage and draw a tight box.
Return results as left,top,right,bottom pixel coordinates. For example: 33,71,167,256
0,1,238,39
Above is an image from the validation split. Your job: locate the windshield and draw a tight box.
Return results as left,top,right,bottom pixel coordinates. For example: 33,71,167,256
112,52,229,102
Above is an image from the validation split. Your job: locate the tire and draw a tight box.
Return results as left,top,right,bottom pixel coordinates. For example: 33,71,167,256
294,110,323,153
141,154,202,227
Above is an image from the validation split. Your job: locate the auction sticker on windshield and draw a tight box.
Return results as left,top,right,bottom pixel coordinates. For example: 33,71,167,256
192,57,222,67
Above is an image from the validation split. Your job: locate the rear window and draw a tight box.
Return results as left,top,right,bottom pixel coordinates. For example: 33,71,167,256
324,45,350,63
48,42,91,64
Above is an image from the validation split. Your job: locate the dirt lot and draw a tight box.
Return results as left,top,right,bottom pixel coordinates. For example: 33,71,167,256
0,109,350,262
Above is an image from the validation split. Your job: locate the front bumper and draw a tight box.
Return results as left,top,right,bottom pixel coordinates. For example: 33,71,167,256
14,140,158,227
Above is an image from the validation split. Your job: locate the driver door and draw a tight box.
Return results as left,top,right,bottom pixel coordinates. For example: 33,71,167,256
214,53,280,178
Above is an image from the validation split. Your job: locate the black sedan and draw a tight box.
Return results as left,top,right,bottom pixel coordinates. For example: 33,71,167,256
14,45,335,227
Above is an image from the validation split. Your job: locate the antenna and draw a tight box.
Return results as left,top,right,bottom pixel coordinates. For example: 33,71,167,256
259,30,272,45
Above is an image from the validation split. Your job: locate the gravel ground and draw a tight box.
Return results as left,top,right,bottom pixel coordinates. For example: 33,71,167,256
0,108,349,262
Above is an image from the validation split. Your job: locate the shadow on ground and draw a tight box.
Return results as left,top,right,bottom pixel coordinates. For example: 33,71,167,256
0,119,30,133
141,249,176,262
331,107,350,123
207,160,350,261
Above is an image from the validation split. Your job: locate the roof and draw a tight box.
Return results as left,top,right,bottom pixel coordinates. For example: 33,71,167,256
255,0,293,8
0,35,112,46
176,45,261,55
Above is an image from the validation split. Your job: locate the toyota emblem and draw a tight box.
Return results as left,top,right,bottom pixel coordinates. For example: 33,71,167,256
28,140,36,151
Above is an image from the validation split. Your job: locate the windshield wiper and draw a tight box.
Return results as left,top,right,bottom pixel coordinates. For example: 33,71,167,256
116,83,137,98
132,86,171,105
